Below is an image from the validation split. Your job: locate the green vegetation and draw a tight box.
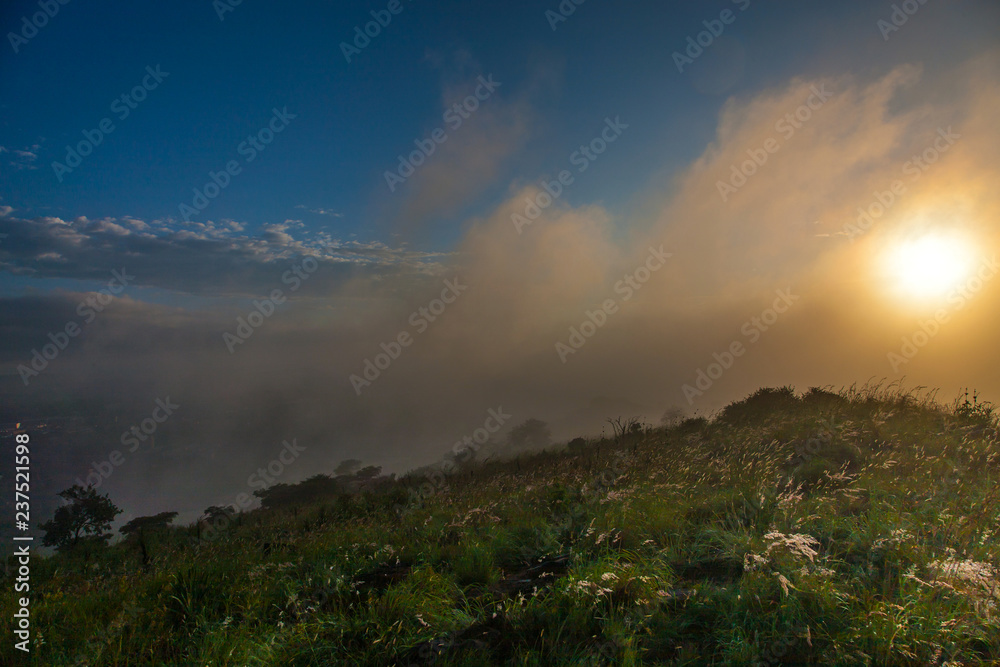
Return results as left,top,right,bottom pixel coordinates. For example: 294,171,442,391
4,383,999,665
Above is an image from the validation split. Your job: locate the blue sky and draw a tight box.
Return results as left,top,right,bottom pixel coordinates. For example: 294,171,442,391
5,0,992,258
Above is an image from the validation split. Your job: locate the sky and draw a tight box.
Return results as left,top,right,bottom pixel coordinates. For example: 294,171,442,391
1,0,999,525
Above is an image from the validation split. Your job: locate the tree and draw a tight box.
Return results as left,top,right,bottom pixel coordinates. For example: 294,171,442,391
202,506,235,523
354,465,383,481
253,474,342,510
119,511,178,537
334,459,363,476
607,416,642,442
120,511,178,568
660,406,685,428
507,419,552,452
39,485,122,553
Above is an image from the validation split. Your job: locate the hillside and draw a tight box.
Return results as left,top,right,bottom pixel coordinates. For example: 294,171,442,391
4,384,1000,666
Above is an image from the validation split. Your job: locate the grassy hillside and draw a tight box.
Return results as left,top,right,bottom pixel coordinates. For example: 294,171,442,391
4,384,1000,666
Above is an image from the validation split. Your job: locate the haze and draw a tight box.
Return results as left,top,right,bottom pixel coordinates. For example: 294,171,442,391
1,0,998,530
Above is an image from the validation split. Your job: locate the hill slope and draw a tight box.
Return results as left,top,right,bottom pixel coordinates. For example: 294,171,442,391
4,384,1000,665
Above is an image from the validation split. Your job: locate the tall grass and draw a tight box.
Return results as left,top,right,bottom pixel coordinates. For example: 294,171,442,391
2,384,998,665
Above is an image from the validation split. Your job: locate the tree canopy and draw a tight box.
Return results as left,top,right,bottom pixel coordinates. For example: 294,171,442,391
507,418,552,452
119,511,179,537
253,474,343,509
202,506,235,523
39,485,122,552
334,458,363,476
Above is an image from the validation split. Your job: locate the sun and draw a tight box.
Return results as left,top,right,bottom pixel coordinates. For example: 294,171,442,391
883,233,974,300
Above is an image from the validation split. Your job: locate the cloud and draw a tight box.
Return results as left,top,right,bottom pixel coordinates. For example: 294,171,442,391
1,144,41,170
378,59,558,237
0,213,452,296
351,52,1000,423
295,205,343,217
635,54,1000,312
3,53,1000,527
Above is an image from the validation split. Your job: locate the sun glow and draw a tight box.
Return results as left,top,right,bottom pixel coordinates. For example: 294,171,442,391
884,233,975,300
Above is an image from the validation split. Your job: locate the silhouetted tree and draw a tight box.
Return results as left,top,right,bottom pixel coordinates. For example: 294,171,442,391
202,506,235,523
334,459,363,476
254,474,342,510
507,419,552,452
39,485,122,553
120,511,178,568
119,511,178,537
354,465,382,480
660,406,685,428
607,416,642,442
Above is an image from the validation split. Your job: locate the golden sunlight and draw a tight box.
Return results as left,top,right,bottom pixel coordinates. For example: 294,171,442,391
883,233,975,300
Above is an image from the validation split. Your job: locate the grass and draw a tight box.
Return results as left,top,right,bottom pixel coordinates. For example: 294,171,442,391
3,382,999,665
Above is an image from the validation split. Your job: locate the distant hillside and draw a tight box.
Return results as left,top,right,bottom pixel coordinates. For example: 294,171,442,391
3,383,999,665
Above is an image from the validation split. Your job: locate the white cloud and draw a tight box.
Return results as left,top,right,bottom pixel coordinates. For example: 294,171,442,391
0,211,452,295
295,205,343,217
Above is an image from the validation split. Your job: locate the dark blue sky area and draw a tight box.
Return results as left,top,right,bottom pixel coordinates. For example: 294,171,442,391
1,0,996,251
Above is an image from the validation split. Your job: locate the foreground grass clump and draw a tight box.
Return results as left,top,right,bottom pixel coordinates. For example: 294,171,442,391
3,383,999,665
